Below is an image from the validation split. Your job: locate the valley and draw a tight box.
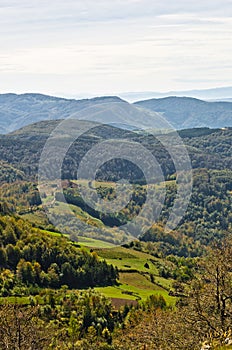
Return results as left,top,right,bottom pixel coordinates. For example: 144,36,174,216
0,106,231,349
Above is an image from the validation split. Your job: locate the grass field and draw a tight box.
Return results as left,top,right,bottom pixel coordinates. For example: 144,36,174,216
78,236,116,248
93,246,176,305
96,282,175,306
0,232,176,307
20,195,177,306
38,230,176,304
95,247,160,274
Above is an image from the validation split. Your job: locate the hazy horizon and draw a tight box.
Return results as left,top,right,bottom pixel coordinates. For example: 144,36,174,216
1,86,232,103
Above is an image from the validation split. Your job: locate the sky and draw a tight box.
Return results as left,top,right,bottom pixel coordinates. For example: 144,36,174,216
0,0,232,97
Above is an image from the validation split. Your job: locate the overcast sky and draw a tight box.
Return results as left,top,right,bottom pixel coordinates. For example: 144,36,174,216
0,0,231,97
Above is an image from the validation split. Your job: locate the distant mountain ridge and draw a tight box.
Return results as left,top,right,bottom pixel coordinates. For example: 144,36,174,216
134,96,232,129
0,93,232,134
119,86,232,101
0,93,126,134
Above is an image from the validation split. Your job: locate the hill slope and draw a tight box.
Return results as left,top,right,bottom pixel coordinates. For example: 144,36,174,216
0,123,231,253
135,96,232,129
0,93,129,134
1,93,232,133
0,93,168,134
0,122,231,183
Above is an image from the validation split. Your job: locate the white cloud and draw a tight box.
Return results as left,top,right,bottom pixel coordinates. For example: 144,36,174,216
0,0,231,95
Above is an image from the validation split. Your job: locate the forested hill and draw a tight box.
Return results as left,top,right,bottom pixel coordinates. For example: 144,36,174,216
0,212,118,292
0,93,125,134
0,93,232,134
0,122,231,254
0,121,231,182
134,96,232,129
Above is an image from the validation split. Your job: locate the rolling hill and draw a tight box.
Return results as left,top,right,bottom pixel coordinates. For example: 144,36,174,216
0,121,231,253
0,121,231,184
134,96,232,129
0,93,166,134
0,93,128,134
1,93,232,134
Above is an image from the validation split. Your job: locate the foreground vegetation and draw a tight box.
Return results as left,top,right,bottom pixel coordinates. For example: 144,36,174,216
0,214,118,295
1,236,232,349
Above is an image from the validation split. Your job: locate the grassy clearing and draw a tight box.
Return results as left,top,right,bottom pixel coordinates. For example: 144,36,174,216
93,246,176,305
20,208,177,305
95,247,160,274
48,202,104,228
119,272,163,290
78,236,116,248
95,286,138,300
33,227,115,249
153,275,173,290
118,272,175,305
96,282,175,306
40,229,68,238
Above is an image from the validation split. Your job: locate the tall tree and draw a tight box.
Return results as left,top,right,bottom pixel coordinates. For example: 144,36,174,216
181,236,232,346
